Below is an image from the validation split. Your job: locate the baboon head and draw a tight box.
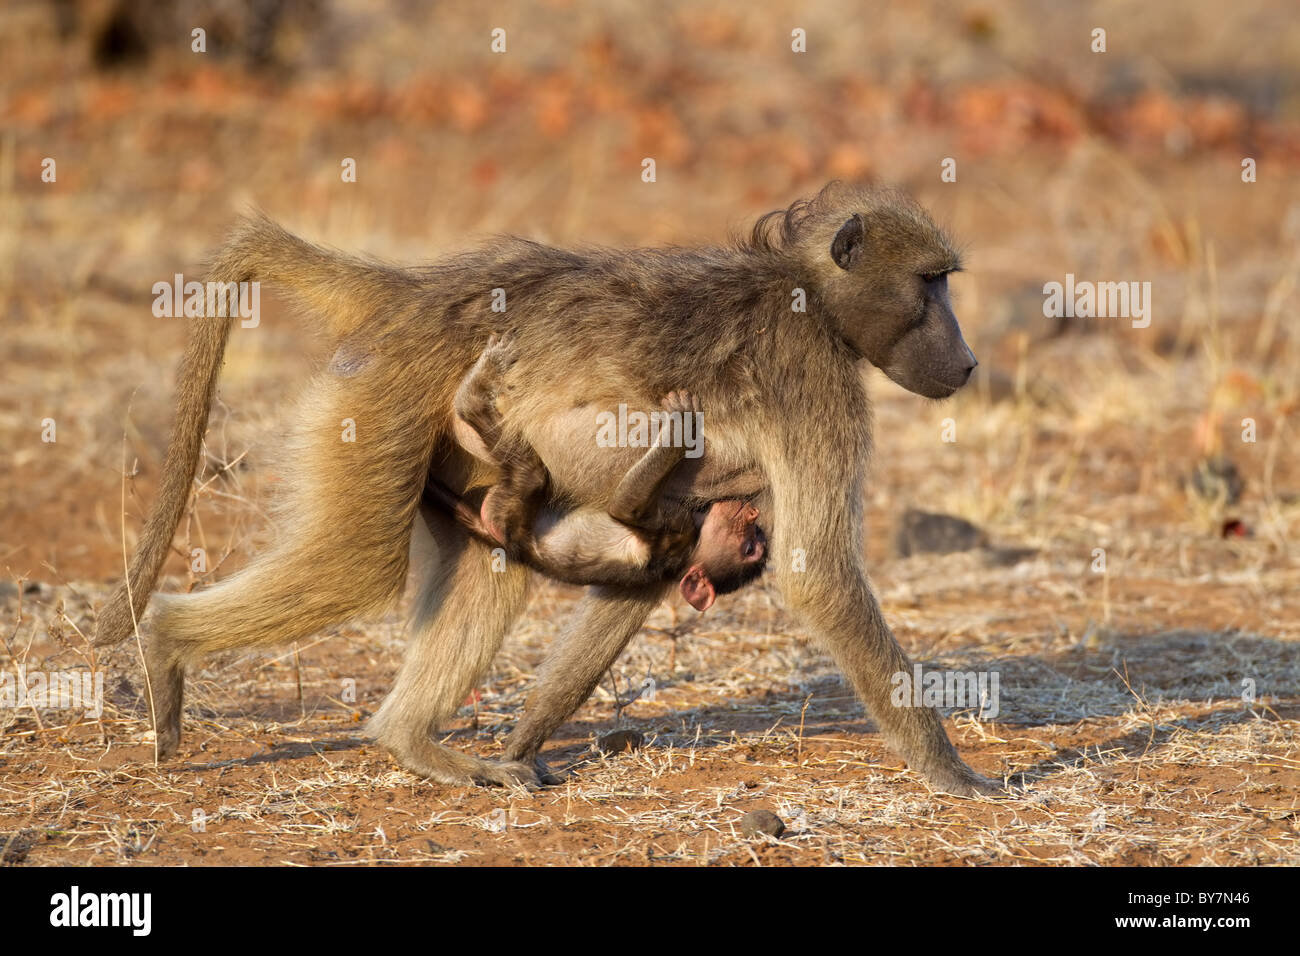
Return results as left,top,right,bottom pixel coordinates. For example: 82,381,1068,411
758,183,977,399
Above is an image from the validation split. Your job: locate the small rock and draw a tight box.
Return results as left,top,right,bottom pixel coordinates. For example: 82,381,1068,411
740,809,785,839
896,509,988,557
597,730,644,755
982,545,1038,567
1188,457,1244,506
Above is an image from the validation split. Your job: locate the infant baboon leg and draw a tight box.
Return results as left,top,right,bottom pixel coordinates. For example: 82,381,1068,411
453,333,517,456
481,434,548,546
369,502,538,787
503,583,668,769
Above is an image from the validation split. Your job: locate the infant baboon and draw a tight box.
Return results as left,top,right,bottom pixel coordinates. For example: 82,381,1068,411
95,182,995,795
426,335,768,609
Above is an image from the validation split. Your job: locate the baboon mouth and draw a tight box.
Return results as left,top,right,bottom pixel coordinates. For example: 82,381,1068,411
887,368,966,399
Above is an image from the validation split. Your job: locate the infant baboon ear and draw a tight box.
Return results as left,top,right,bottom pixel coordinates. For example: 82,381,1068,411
679,565,716,612
831,213,865,270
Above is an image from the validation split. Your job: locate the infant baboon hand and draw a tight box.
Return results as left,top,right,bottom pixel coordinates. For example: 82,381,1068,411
661,390,701,416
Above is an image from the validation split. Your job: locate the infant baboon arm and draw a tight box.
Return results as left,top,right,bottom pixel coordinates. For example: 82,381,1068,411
605,436,688,531
606,391,697,530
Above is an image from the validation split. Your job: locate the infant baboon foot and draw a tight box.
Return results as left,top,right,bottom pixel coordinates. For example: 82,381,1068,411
482,332,519,376
660,389,701,416
479,487,510,545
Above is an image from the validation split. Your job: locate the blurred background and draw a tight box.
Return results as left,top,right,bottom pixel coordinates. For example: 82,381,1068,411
1,0,1297,622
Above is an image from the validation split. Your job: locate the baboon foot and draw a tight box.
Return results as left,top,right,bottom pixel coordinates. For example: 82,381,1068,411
660,389,701,415
924,763,1006,797
479,487,509,545
153,724,181,760
482,332,518,378
143,644,185,761
502,745,564,786
380,732,542,789
532,756,563,787
471,758,543,790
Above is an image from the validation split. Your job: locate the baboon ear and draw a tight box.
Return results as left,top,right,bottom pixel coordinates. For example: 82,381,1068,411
679,566,716,612
831,214,865,270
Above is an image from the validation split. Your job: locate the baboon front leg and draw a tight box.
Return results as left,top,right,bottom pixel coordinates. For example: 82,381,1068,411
369,502,538,787
504,583,668,778
764,443,1001,796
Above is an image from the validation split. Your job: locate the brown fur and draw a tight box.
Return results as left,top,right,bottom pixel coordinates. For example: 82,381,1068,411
95,182,993,794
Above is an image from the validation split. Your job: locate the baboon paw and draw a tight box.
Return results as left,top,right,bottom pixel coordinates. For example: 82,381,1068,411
533,757,564,786
473,759,541,790
153,729,180,760
927,766,1005,797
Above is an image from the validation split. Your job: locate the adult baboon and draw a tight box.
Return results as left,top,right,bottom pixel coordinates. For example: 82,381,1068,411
95,182,994,794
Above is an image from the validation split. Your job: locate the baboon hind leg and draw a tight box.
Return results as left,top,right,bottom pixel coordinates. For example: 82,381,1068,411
143,638,184,758
504,583,667,779
143,374,432,756
368,502,537,787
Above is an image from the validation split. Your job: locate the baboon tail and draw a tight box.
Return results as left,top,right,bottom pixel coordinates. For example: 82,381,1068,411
210,213,422,339
95,308,234,646
94,215,421,646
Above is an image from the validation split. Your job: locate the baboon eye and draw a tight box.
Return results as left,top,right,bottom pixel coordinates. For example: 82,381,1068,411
920,270,947,282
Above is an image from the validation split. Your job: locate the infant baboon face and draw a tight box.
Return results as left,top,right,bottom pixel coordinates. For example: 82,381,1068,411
679,500,768,612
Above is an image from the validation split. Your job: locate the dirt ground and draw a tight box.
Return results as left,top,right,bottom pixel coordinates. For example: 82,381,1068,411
2,0,1299,866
